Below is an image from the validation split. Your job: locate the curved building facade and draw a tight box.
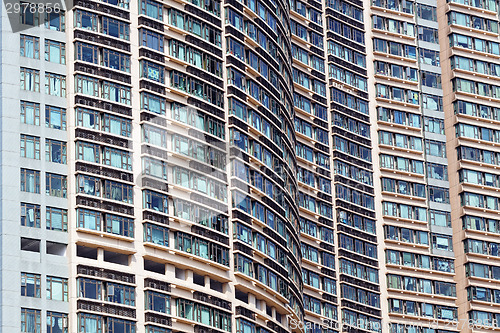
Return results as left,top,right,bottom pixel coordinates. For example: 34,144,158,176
66,0,304,331
3,0,500,332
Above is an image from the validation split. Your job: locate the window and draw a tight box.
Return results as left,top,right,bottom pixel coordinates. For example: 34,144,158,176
46,207,68,231
45,73,66,97
106,318,136,332
46,173,67,198
104,214,134,237
146,291,171,313
21,101,40,126
103,147,132,170
226,7,243,30
424,117,444,134
21,272,41,298
102,16,130,40
429,186,450,203
144,223,169,246
106,282,135,306
143,125,166,148
141,92,166,115
76,141,99,163
226,37,245,60
47,312,68,333
104,180,133,203
21,308,41,333
430,210,451,227
141,28,164,51
20,4,39,25
45,139,66,164
102,80,131,105
74,9,98,31
21,169,40,193
21,203,41,228
422,94,442,111
173,199,228,233
20,68,40,92
175,232,229,266
78,313,102,333
176,298,231,331
170,70,224,107
418,26,438,43
141,60,164,82
142,157,167,180
103,49,131,72
77,208,101,231
76,42,99,64
75,74,99,96
143,190,167,213
20,35,40,58
419,48,440,66
417,4,437,21
236,319,255,333
45,11,65,31
103,114,131,137
426,140,446,157
46,276,68,301
77,175,101,197
141,0,163,20
45,40,65,64
78,278,102,300
45,106,66,130
433,234,453,251
20,134,40,159
421,71,441,88
76,108,100,130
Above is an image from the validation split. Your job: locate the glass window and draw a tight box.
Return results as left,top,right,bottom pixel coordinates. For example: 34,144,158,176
22,203,41,228
45,139,67,164
20,67,40,92
21,272,41,298
143,190,167,213
45,11,65,31
20,134,40,159
20,35,40,59
45,106,66,130
45,40,65,64
21,308,41,333
146,291,171,314
141,0,163,20
104,214,133,237
20,4,39,25
46,207,68,232
46,276,68,301
47,312,68,333
103,49,131,73
78,313,102,333
74,9,98,31
144,223,169,246
21,101,40,126
102,16,130,40
21,169,41,193
46,173,67,198
77,208,101,231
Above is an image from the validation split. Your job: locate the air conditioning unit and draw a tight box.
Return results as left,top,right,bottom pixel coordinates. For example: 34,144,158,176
107,285,115,297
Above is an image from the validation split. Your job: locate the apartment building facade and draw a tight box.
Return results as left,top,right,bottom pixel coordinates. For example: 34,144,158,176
2,0,500,332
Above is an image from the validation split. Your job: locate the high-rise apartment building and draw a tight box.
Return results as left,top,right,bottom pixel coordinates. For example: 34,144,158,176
1,4,69,332
3,0,500,331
